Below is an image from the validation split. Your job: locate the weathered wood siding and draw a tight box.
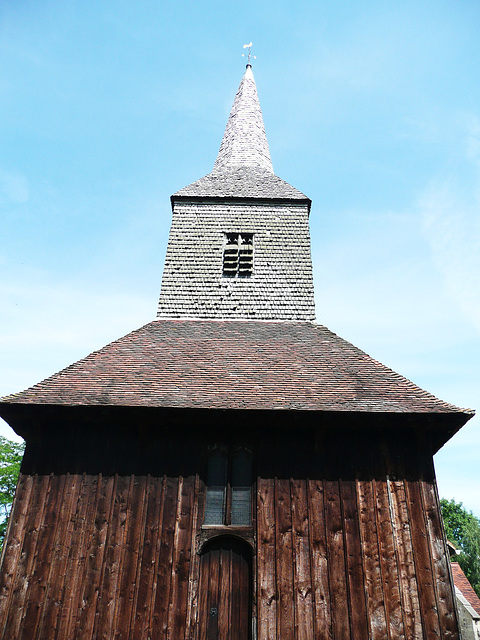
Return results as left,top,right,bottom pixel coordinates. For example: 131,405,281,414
255,475,458,640
0,474,200,640
0,469,457,640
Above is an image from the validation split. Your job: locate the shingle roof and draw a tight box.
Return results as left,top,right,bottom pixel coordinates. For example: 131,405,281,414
173,167,309,201
451,562,480,616
173,66,309,202
1,320,473,416
213,64,273,173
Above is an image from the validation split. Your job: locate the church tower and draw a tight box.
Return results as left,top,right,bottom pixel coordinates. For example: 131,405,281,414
0,63,473,640
158,63,315,320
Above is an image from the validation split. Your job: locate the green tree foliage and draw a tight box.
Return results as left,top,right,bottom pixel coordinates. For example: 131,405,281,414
441,498,480,597
0,436,25,549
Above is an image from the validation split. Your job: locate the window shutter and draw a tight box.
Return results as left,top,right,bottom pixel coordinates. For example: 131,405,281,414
238,234,253,277
222,234,253,278
223,235,239,277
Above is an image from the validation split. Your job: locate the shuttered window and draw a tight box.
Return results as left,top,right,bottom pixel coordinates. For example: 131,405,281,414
204,446,252,526
223,234,253,278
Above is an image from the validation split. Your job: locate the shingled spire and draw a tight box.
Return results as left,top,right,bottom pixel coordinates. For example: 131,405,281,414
157,64,316,320
173,65,308,200
213,64,273,173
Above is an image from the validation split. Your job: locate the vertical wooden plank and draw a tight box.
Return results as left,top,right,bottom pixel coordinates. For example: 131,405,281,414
230,545,240,638
94,474,132,640
126,475,154,639
307,479,331,640
356,479,387,640
256,477,277,640
18,474,66,639
242,547,252,640
151,477,179,639
0,474,34,634
204,549,223,640
36,473,82,638
207,548,220,640
167,475,196,640
421,479,460,640
185,473,203,640
217,546,232,640
274,478,294,640
74,474,116,639
131,475,166,639
373,479,405,640
387,479,423,639
115,475,148,640
197,550,211,640
60,474,102,639
235,544,251,640
324,480,350,640
291,479,314,640
340,479,369,640
3,474,51,638
404,479,442,639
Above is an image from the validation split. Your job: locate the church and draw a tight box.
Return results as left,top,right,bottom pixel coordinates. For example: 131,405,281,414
0,62,473,639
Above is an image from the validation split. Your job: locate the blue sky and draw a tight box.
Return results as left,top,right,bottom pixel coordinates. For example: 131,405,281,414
1,1,479,514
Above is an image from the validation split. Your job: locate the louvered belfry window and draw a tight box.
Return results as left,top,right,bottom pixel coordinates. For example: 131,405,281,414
222,234,253,278
204,446,252,526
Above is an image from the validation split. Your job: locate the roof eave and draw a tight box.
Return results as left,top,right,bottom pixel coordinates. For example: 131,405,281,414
170,194,312,213
1,401,471,452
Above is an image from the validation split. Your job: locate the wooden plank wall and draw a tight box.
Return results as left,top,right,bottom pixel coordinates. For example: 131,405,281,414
255,476,459,640
0,474,199,640
0,472,458,640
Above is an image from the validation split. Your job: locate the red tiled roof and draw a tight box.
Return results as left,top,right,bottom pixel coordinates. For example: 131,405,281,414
451,562,480,615
1,320,473,416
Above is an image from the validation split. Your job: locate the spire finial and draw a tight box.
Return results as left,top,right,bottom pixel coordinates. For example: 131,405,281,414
242,42,256,67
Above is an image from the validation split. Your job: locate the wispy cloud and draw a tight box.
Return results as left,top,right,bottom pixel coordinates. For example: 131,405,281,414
419,119,480,331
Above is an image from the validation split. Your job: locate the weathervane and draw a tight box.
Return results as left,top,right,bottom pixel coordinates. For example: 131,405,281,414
242,42,256,65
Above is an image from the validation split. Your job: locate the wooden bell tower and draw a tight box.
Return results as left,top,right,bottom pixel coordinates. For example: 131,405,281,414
0,62,473,639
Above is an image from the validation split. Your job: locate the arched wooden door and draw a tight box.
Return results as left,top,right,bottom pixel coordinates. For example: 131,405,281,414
197,536,252,640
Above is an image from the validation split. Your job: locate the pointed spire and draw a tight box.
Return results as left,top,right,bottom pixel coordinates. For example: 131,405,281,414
213,65,274,173
173,64,309,201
